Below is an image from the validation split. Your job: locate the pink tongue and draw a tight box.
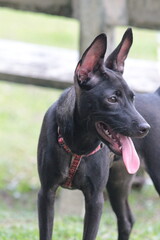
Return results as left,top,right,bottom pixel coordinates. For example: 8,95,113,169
121,136,140,174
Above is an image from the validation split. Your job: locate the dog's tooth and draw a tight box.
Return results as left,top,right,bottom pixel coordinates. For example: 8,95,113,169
105,130,113,139
105,130,109,135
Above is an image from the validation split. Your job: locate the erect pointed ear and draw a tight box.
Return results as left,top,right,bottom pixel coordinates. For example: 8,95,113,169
105,28,133,74
75,33,107,88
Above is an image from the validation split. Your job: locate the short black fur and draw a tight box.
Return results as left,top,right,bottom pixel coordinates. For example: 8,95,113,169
37,29,150,240
107,89,160,240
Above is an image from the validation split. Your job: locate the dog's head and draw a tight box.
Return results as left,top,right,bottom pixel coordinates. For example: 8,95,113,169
74,28,150,174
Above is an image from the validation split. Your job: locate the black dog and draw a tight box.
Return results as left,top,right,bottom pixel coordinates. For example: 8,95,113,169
107,88,160,240
37,28,150,240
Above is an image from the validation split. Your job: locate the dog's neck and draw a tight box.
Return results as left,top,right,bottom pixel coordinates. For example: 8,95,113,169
56,90,100,155
59,117,100,156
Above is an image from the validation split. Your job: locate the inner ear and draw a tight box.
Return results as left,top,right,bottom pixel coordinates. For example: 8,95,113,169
105,28,133,74
75,33,107,85
117,36,132,69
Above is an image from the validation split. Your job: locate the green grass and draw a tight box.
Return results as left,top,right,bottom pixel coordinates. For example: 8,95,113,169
0,81,62,194
0,8,158,193
0,81,159,239
0,7,159,239
0,184,159,239
0,7,158,60
0,7,79,49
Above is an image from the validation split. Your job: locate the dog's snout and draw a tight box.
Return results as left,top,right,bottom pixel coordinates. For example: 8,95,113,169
138,122,150,137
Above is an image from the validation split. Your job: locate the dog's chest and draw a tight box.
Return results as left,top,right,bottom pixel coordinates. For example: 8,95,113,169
60,146,110,190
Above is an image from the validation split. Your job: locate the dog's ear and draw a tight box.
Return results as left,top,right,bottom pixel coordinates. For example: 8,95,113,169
75,33,107,89
105,28,133,74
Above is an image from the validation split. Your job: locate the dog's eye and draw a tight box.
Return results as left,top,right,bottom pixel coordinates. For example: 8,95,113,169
107,96,118,103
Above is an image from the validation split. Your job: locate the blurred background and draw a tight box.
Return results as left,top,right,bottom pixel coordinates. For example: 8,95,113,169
0,0,160,239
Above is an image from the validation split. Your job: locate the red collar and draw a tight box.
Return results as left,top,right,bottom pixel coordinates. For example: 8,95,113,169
58,128,103,188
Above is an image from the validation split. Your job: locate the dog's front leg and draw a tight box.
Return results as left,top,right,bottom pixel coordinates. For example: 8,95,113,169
82,191,104,240
107,161,134,240
38,187,57,240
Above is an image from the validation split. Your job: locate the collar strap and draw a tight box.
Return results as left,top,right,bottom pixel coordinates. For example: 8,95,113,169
58,128,102,188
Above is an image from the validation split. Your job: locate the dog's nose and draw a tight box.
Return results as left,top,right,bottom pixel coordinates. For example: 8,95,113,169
138,122,150,137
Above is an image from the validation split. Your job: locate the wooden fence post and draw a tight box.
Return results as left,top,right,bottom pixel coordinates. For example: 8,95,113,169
78,0,115,56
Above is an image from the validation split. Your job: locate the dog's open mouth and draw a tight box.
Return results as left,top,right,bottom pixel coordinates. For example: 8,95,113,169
95,122,140,174
95,122,122,154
